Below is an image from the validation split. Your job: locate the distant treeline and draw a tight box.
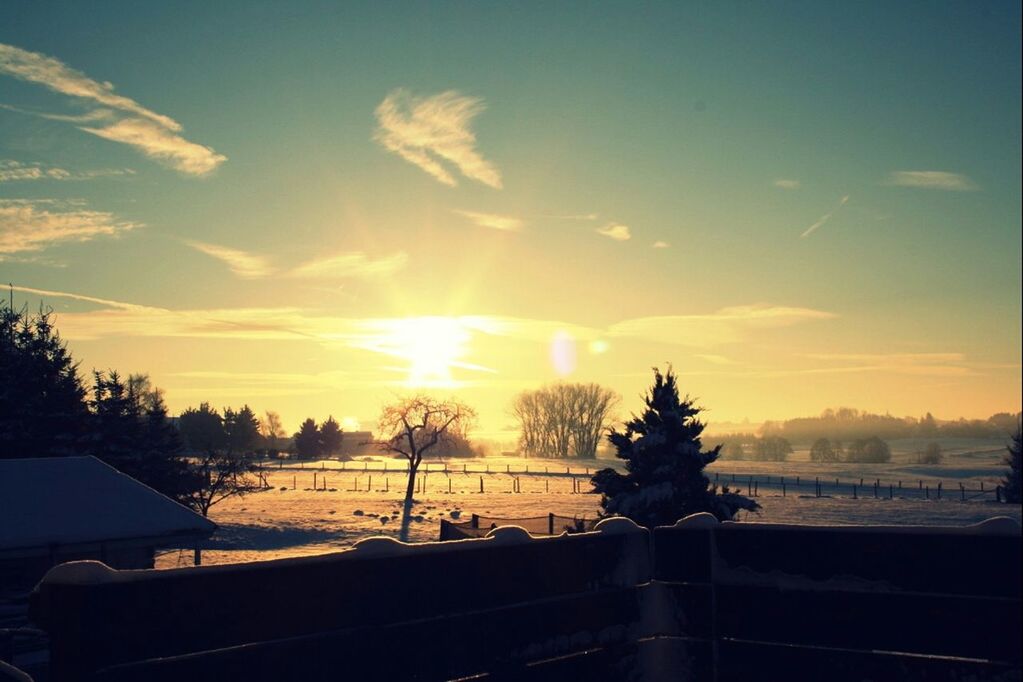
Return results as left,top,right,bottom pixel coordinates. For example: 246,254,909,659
727,408,1020,445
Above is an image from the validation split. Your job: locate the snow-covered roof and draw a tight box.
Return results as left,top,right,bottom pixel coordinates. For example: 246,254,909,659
0,456,216,553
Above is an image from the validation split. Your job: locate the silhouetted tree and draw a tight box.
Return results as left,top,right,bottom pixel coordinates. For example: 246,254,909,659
260,410,286,457
591,367,759,527
511,383,618,458
1003,426,1021,504
293,418,322,459
224,405,260,455
378,396,475,541
845,436,891,463
753,435,793,462
0,300,91,458
90,370,188,501
918,442,943,465
178,402,258,516
178,403,227,454
809,437,840,463
320,416,344,457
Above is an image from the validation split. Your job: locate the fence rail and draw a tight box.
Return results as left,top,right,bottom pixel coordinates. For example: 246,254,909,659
24,516,1021,682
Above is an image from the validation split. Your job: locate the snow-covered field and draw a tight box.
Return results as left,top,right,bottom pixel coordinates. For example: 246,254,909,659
156,438,1021,569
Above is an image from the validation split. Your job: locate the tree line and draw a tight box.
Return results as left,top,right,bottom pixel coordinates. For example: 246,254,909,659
760,407,1020,444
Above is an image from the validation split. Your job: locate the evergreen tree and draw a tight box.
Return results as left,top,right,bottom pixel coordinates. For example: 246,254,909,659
91,371,187,501
293,418,322,459
178,403,227,454
591,367,759,527
320,416,344,457
224,405,260,455
1003,426,1021,504
0,300,91,458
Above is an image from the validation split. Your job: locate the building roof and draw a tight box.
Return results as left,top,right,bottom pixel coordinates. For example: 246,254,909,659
0,456,216,554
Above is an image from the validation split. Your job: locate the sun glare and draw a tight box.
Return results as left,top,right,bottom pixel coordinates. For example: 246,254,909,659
363,317,474,388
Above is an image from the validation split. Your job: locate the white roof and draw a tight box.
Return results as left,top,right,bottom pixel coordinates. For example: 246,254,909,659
0,456,216,552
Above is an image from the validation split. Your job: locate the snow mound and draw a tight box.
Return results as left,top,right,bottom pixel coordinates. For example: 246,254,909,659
595,516,644,535
968,516,1020,535
352,536,408,556
673,512,719,528
485,526,533,545
41,560,118,585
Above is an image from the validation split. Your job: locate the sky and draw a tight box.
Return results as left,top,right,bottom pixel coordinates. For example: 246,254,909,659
1,2,1020,440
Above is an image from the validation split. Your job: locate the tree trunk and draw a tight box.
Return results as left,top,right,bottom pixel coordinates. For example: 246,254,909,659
399,461,418,542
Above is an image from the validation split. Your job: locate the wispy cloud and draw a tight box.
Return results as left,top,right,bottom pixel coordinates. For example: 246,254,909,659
774,179,801,190
695,354,736,365
186,240,275,279
0,43,225,176
288,252,409,279
184,240,408,280
886,171,978,191
608,305,837,346
0,43,179,129
652,240,669,248
801,195,849,238
596,223,631,241
453,209,523,232
0,199,139,254
0,159,133,182
374,89,501,188
800,352,977,377
543,213,600,221
80,118,226,176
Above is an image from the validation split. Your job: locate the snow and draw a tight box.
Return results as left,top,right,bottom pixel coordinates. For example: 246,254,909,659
485,526,533,545
0,456,215,552
152,449,1021,569
673,512,720,528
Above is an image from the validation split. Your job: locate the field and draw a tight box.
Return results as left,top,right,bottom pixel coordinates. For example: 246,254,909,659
156,437,1021,568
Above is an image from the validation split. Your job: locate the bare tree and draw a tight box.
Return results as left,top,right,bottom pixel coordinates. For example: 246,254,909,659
511,383,618,458
182,450,260,517
261,410,286,455
378,396,475,541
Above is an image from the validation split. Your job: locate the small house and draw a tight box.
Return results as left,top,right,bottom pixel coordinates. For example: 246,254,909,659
0,456,216,589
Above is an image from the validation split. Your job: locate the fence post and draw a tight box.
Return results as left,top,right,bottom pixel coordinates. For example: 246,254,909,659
874,480,879,498
960,483,965,501
937,482,942,499
479,477,484,493
313,472,317,489
293,475,296,490
471,514,480,529
449,478,452,494
889,484,893,499
549,513,555,535
853,484,857,499
782,481,786,497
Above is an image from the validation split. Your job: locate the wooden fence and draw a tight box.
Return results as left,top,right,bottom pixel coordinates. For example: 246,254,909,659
24,517,1021,682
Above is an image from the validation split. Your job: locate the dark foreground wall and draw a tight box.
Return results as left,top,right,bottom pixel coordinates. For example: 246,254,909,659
27,517,1022,682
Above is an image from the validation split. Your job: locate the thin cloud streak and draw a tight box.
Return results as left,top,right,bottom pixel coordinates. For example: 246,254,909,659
886,171,978,191
288,252,409,279
774,179,801,189
453,209,524,232
0,43,225,176
184,240,408,280
0,43,180,130
374,89,502,188
0,199,139,254
80,118,226,176
801,195,849,238
0,159,133,182
186,240,276,279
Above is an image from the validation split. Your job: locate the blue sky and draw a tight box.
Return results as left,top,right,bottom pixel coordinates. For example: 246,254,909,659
2,2,1020,436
